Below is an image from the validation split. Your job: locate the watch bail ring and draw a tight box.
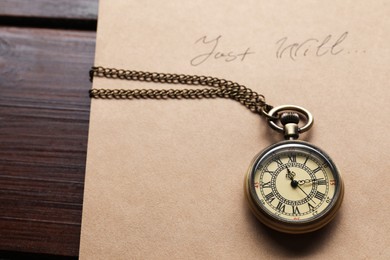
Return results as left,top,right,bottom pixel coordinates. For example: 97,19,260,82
267,105,314,133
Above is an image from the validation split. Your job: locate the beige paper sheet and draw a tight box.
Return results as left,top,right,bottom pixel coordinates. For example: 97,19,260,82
80,1,390,259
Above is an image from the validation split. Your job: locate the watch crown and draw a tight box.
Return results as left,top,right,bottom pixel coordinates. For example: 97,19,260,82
280,112,300,125
280,112,300,140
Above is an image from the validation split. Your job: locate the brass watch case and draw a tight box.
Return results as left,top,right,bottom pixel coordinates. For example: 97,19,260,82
244,140,344,234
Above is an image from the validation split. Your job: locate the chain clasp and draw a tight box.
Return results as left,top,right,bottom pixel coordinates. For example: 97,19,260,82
265,105,314,140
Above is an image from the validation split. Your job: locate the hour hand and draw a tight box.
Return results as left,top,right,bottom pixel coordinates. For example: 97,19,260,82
286,168,296,180
286,168,300,188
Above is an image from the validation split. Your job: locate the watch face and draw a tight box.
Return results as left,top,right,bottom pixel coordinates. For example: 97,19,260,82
245,140,344,233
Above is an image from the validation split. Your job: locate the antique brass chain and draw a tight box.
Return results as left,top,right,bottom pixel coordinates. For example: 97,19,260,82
89,66,275,118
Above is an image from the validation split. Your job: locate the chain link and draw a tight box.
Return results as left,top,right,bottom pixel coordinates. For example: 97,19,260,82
89,66,274,117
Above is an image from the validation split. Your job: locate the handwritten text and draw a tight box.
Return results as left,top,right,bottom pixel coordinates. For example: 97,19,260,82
275,32,350,60
190,35,255,66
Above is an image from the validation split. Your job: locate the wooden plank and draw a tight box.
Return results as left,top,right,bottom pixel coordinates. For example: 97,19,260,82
0,27,95,256
0,219,81,256
0,0,98,20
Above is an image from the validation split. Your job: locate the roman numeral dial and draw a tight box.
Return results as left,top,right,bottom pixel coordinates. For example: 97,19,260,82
249,141,342,230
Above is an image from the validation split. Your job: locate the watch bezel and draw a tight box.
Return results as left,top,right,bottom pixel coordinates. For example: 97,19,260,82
245,140,344,234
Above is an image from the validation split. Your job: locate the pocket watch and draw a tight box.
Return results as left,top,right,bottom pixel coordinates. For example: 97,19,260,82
245,105,344,234
89,67,344,234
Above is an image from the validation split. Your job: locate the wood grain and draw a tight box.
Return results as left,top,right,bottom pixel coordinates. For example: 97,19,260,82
0,0,98,20
0,27,95,256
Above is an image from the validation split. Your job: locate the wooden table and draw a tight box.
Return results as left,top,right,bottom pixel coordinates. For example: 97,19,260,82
0,1,97,258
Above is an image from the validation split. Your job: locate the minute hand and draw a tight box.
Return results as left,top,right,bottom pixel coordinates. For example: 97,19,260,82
296,185,316,205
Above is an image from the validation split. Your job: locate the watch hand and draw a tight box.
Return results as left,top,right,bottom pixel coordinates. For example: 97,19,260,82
286,168,299,188
286,168,296,181
297,178,325,185
296,185,317,205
